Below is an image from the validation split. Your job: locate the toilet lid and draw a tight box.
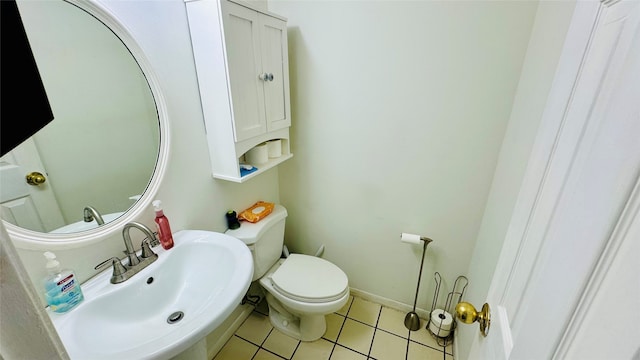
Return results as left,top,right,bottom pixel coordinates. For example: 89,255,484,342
271,254,348,303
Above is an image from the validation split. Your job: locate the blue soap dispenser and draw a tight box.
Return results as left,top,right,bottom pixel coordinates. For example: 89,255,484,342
43,251,84,313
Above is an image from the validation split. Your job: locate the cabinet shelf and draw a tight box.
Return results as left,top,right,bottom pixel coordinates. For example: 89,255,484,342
215,153,293,183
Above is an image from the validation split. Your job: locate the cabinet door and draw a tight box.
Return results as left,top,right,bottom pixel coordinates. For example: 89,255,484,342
259,15,291,132
221,1,266,142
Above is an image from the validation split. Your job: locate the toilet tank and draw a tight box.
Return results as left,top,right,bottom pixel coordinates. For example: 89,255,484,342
225,204,288,281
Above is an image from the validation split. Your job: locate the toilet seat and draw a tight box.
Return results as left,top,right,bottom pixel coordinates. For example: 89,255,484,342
270,254,348,303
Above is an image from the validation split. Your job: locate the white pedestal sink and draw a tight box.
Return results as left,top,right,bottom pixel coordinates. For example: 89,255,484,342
48,230,253,360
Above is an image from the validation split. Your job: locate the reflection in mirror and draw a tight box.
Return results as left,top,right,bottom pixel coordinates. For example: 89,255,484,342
0,0,159,234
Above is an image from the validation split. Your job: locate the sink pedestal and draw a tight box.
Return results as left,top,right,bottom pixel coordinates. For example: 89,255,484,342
171,338,207,360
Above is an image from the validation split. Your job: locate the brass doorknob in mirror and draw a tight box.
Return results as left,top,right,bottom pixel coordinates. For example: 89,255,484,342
26,172,47,186
455,301,491,337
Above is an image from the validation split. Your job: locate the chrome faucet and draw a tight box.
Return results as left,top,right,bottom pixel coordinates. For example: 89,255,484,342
83,206,105,225
95,221,159,284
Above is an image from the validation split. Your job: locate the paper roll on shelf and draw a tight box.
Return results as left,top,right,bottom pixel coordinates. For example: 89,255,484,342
267,139,282,158
428,309,453,337
246,143,268,164
400,232,422,245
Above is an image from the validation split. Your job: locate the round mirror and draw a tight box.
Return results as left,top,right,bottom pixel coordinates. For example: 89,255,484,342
2,0,169,247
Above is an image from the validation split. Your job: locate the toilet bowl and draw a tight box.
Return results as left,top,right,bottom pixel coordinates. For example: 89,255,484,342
259,254,349,341
225,204,349,341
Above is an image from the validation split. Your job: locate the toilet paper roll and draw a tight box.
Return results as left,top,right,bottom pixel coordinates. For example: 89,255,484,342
429,309,453,338
267,139,282,158
400,233,422,245
246,143,268,164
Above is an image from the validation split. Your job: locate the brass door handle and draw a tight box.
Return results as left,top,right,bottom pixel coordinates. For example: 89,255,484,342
26,172,46,186
455,302,491,337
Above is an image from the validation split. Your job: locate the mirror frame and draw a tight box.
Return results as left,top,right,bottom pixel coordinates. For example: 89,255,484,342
7,0,170,250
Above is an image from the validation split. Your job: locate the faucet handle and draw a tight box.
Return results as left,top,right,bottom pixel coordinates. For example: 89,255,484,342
140,238,157,259
148,231,160,247
95,257,128,277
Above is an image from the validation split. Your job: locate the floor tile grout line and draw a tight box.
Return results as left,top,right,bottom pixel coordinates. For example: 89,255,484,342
329,296,353,359
343,316,380,330
333,343,371,358
235,334,262,349
365,306,383,359
375,327,411,340
288,339,302,360
407,336,450,353
247,325,276,360
257,346,289,360
248,336,260,360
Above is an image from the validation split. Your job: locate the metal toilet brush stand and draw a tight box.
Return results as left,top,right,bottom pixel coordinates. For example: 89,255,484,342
404,235,433,331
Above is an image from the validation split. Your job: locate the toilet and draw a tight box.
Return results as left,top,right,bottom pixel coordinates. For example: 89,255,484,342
226,204,349,341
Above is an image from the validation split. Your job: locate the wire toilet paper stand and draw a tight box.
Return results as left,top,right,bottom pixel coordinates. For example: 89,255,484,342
427,272,468,346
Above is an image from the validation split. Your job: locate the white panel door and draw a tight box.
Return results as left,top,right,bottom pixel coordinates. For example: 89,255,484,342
0,139,65,232
466,1,640,358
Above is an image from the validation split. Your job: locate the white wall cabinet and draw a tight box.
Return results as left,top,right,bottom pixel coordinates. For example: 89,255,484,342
185,0,292,182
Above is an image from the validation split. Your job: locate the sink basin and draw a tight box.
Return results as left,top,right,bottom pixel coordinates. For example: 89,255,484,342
49,212,125,233
48,230,253,360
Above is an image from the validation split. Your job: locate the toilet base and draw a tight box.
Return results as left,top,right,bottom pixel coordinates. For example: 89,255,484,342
265,292,327,341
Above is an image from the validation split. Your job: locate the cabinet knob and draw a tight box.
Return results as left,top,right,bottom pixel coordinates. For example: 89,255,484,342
259,73,274,81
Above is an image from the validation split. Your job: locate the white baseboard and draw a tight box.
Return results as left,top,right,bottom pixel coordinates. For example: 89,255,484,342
348,287,431,320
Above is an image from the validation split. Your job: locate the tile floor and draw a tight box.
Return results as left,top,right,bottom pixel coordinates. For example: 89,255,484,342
213,294,454,360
